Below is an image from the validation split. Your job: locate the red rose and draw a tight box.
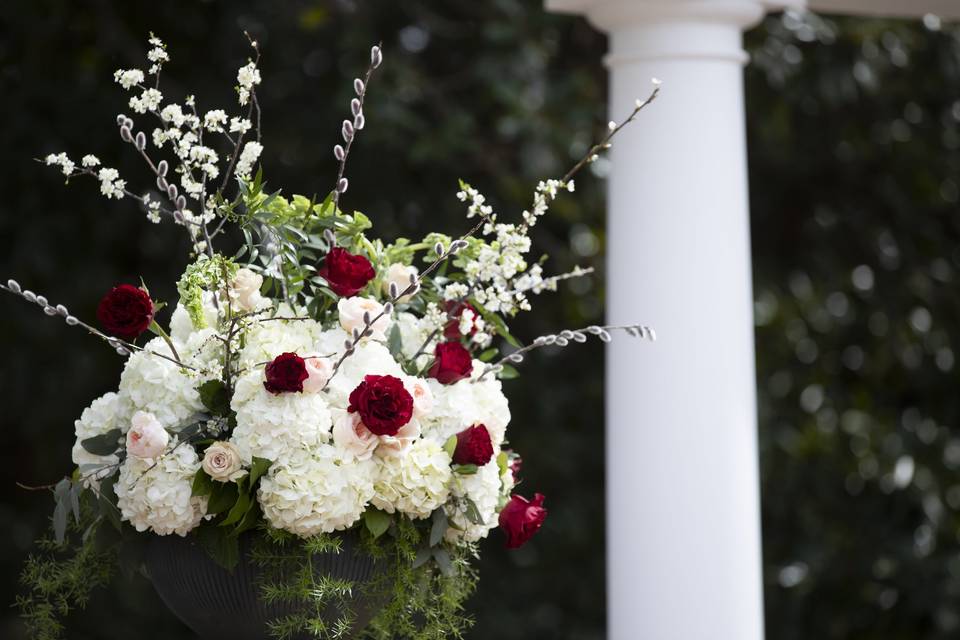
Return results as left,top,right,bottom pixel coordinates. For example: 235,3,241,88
453,424,494,466
443,300,479,341
499,493,548,549
318,247,375,297
348,374,414,436
96,284,154,340
264,352,309,394
428,341,473,385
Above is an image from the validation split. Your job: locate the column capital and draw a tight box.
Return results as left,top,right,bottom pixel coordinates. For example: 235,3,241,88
545,0,804,33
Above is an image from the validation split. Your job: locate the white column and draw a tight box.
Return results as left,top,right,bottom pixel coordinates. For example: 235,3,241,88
545,2,777,639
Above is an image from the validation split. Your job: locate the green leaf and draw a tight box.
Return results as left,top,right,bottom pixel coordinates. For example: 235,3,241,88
53,478,70,544
192,469,215,498
231,501,262,537
206,482,239,515
443,435,458,458
412,545,432,569
218,490,251,527
432,547,454,576
476,307,521,348
478,348,499,362
81,429,122,456
498,364,520,380
387,323,404,358
430,508,448,547
363,508,391,539
97,475,122,533
196,525,240,571
249,456,272,487
463,497,485,526
497,451,509,477
69,483,82,525
198,380,230,416
453,464,478,475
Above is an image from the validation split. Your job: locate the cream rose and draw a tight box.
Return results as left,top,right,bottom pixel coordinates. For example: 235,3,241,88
126,411,169,459
332,412,378,461
338,296,391,341
302,357,334,393
378,419,421,454
201,441,245,482
228,267,265,312
408,378,434,418
382,263,418,302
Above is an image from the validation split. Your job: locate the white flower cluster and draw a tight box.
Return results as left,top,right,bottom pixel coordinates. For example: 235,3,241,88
234,141,263,180
372,440,453,519
237,60,261,106
116,441,208,536
71,392,125,488
453,179,573,317
258,445,375,536
117,337,205,429
445,460,503,543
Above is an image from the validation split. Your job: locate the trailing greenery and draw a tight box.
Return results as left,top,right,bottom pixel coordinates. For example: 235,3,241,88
17,493,118,640
245,514,478,640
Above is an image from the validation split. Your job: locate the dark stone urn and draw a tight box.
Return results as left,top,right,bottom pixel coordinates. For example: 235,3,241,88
145,530,383,640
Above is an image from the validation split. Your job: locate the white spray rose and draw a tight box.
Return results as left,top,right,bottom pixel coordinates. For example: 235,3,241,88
382,263,418,302
228,267,265,312
338,296,391,341
202,441,245,482
302,357,334,393
332,412,378,461
126,411,169,459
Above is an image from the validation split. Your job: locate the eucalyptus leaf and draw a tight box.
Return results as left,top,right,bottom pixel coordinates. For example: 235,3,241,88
432,547,454,577
81,429,122,456
430,508,448,547
388,323,404,358
412,545,432,569
463,497,485,526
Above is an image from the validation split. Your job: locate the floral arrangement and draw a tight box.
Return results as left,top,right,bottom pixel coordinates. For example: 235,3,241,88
9,34,656,640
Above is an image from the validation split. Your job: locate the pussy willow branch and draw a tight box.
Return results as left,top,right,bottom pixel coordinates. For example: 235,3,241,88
320,214,488,391
330,43,381,217
476,323,655,381
0,279,207,373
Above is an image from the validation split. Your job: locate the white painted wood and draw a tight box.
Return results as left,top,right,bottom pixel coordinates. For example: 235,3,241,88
543,2,768,639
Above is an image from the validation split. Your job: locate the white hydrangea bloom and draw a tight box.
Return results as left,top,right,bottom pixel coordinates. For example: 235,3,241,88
118,337,204,430
258,445,375,536
320,336,405,408
394,312,431,363
115,442,207,536
169,295,219,344
71,392,126,488
371,439,452,520
444,460,503,543
238,314,324,370
423,368,511,448
230,371,333,464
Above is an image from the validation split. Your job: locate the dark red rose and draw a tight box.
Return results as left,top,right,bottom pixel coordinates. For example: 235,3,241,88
453,424,494,466
499,493,547,549
264,352,309,394
348,374,414,436
428,341,473,385
96,284,154,340
318,247,375,297
443,300,479,341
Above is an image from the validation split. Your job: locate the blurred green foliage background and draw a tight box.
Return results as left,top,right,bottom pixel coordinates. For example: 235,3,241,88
0,1,957,639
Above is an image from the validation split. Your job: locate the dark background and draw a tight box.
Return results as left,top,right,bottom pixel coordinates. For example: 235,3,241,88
0,2,957,639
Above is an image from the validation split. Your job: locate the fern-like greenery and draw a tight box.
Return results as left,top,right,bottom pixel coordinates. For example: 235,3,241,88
251,515,479,640
17,494,118,640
